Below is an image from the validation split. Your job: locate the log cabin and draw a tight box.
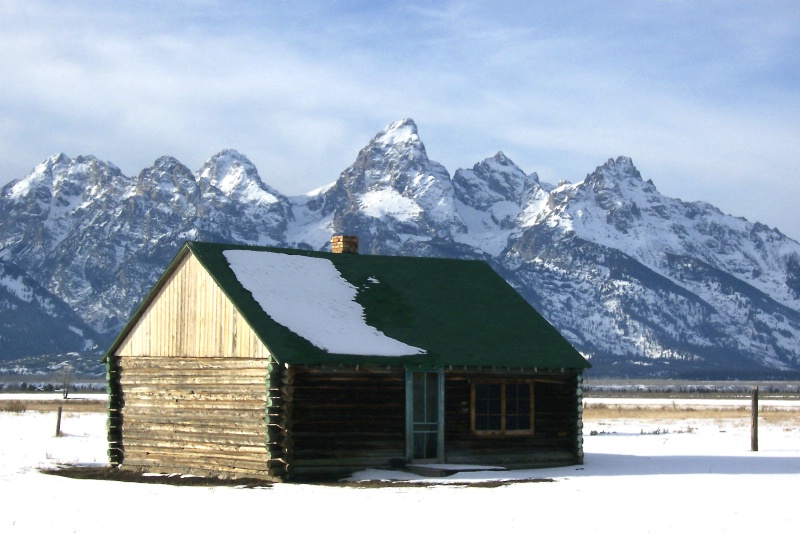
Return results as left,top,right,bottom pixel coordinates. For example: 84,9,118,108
105,237,590,481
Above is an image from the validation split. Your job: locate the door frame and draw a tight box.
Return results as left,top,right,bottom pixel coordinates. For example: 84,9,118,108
404,368,445,463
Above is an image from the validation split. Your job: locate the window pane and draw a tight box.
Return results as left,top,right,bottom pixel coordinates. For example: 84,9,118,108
518,385,531,416
475,383,488,402
413,372,439,424
506,415,519,431
473,382,533,434
487,384,501,400
425,373,438,423
475,384,488,416
414,432,438,459
488,398,501,415
506,398,517,415
506,383,518,399
413,373,426,423
518,395,530,412
514,384,531,431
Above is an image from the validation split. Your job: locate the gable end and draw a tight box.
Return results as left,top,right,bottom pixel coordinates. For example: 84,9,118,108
115,250,270,359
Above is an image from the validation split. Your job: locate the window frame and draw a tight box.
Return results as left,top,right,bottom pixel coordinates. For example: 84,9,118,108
470,379,535,437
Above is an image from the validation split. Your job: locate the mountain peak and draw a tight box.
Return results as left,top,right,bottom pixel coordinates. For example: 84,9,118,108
482,151,527,176
342,118,439,193
492,151,510,165
51,152,71,165
453,151,538,212
4,153,124,201
591,156,642,182
371,118,420,148
135,156,197,203
199,149,262,190
152,155,185,168
215,148,250,161
197,149,282,205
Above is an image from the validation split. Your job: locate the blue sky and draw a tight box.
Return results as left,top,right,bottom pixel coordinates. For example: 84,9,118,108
2,0,799,240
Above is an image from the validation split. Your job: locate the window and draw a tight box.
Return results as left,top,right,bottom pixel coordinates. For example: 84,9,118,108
471,381,534,436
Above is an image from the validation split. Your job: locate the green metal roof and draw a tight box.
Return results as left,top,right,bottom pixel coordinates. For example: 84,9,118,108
108,241,590,369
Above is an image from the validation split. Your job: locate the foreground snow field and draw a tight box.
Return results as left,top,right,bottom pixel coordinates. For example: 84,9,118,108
1,402,798,532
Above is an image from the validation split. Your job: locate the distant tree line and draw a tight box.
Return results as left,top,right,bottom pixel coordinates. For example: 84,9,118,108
0,382,106,392
584,383,800,395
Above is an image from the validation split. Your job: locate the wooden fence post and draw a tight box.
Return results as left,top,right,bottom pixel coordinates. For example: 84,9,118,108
750,386,758,452
55,406,63,437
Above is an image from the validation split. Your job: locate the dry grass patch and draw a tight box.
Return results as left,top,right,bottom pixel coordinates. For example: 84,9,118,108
1,400,27,413
0,399,106,413
583,403,799,424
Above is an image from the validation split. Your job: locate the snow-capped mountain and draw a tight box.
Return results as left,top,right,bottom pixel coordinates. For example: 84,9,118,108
318,119,465,255
196,149,292,244
1,119,799,378
0,258,99,362
505,157,800,376
453,151,546,256
0,150,290,337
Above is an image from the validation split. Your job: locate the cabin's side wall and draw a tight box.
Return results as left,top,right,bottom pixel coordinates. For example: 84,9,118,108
108,252,278,480
288,365,406,480
444,369,582,468
110,355,280,479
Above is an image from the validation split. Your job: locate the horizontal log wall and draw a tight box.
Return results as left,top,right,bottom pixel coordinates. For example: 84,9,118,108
444,370,581,467
107,355,123,465
289,366,406,479
266,362,292,480
116,252,270,359
113,356,280,481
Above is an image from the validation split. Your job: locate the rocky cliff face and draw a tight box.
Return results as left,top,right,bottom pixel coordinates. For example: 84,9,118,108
510,156,800,376
0,258,99,364
319,118,465,256
1,119,799,378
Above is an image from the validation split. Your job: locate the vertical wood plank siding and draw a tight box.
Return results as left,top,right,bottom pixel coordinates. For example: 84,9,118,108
115,253,270,359
444,370,581,467
289,366,406,480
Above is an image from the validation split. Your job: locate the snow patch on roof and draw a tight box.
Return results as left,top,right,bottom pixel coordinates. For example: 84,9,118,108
223,250,425,356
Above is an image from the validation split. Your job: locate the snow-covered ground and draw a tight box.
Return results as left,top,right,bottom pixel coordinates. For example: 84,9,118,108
1,403,798,532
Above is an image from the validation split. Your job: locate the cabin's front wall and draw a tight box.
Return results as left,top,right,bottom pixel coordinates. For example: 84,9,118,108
108,251,278,480
286,365,406,480
279,365,583,480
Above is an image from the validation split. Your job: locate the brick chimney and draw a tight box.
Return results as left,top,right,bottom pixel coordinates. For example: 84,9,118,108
331,235,359,254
